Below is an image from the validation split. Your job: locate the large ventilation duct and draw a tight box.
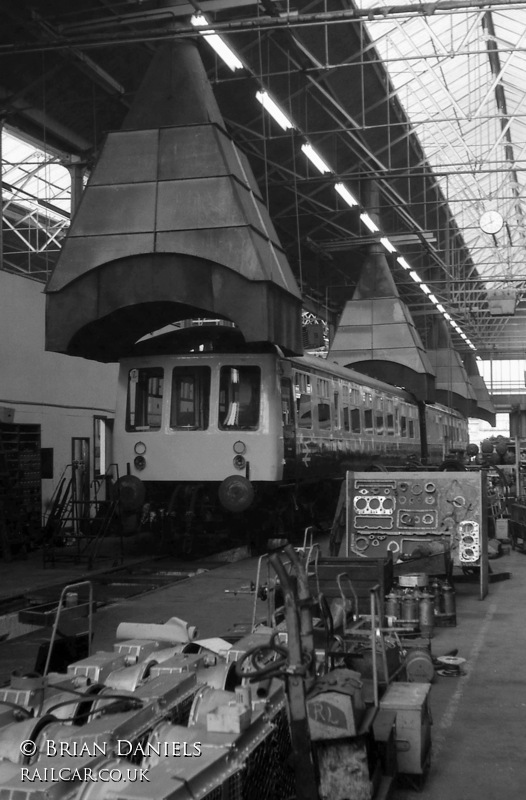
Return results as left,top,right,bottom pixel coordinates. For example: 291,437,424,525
45,40,303,361
463,353,496,425
426,319,477,417
328,242,435,402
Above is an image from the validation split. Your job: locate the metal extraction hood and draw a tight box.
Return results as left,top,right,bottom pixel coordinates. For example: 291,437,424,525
328,242,435,403
463,353,496,425
45,40,303,361
426,319,477,417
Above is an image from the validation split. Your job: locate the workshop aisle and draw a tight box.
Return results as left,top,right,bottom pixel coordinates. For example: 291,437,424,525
393,548,526,800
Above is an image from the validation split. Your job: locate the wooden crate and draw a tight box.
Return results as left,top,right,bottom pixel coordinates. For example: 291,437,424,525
310,556,393,619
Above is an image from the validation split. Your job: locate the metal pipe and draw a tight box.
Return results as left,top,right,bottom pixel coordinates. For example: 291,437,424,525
284,544,316,682
270,554,319,800
3,1,526,54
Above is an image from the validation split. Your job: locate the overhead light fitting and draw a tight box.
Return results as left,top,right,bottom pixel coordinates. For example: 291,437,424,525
380,237,396,253
420,283,431,294
443,312,452,321
301,143,332,174
429,294,439,305
255,91,294,131
409,271,422,283
190,14,244,71
360,213,379,233
397,256,411,270
436,303,446,313
335,183,358,207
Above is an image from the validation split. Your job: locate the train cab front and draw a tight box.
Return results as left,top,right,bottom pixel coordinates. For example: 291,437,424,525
112,347,285,544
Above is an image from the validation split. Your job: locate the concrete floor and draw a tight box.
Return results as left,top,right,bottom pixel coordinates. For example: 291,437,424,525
0,544,525,798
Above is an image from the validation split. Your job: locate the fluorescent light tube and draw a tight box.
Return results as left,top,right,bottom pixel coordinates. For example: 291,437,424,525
420,284,431,294
301,143,332,174
335,183,358,207
190,14,243,71
409,271,422,283
380,237,396,253
255,91,294,131
397,257,411,270
429,294,439,305
436,303,446,313
443,312,452,321
360,213,379,233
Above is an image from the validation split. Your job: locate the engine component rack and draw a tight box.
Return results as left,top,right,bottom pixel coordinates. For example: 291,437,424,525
342,471,489,599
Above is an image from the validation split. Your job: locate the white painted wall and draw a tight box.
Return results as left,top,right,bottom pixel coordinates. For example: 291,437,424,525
0,271,118,512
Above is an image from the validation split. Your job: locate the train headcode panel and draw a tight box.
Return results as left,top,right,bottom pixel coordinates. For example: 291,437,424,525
345,471,488,599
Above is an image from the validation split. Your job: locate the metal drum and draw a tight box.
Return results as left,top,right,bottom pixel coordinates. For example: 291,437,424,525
404,648,435,683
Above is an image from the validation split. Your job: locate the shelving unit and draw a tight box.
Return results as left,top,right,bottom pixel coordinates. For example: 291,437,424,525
0,423,41,559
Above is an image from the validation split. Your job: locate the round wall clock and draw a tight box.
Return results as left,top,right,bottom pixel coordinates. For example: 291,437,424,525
479,210,503,235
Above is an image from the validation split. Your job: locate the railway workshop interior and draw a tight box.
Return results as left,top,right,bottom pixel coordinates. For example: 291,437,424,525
1,1,526,798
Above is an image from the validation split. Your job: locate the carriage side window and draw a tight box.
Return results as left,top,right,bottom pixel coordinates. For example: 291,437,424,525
342,385,350,432
333,391,341,430
351,408,361,433
408,419,415,438
295,372,312,429
317,377,331,430
170,367,210,430
364,409,374,434
400,411,407,437
126,368,164,431
219,366,260,430
375,395,384,436
386,399,394,435
318,401,331,429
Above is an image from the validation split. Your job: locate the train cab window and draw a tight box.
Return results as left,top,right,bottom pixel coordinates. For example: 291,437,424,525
364,409,373,434
126,368,164,431
170,367,210,430
351,408,361,433
218,366,260,430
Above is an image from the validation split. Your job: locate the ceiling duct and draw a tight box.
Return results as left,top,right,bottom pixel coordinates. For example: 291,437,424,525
327,240,435,402
45,40,303,361
463,353,496,426
426,319,477,418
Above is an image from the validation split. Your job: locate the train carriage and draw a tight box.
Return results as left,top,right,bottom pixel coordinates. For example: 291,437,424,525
112,326,468,542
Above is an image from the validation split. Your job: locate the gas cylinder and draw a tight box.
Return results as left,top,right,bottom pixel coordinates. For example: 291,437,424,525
419,590,434,636
386,591,401,626
442,580,456,616
401,591,418,624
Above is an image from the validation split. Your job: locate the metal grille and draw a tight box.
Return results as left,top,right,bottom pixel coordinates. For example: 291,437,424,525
202,773,243,800
238,709,294,800
202,788,225,800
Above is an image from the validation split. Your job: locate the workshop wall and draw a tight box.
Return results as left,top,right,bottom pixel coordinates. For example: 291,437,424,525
0,270,118,511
